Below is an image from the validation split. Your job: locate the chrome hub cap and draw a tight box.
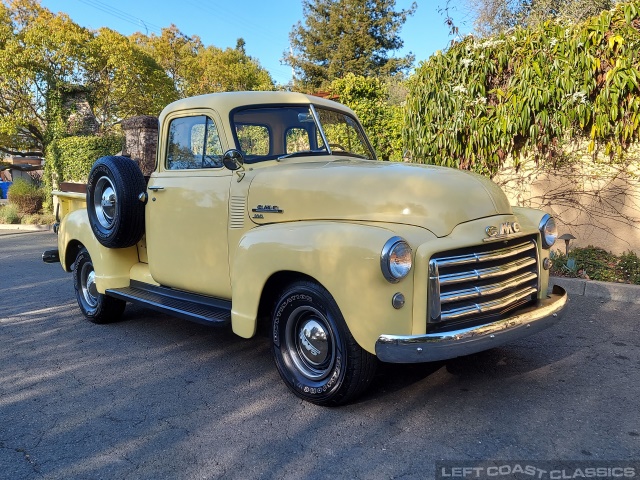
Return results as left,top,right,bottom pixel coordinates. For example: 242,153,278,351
93,177,117,229
285,306,336,380
299,319,329,365
80,263,99,308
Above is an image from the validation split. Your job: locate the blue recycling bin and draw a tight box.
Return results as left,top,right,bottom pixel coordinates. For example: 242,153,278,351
0,181,12,199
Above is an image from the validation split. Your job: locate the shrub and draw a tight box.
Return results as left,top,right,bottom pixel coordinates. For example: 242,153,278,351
570,246,619,282
617,251,640,284
549,250,571,276
7,179,44,215
0,203,21,224
550,245,640,285
21,212,56,225
329,74,405,161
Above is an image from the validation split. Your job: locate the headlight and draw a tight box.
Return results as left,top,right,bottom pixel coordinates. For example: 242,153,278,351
539,214,558,248
381,237,412,283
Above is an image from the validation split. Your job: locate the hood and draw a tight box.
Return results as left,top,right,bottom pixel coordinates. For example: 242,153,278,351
247,159,513,237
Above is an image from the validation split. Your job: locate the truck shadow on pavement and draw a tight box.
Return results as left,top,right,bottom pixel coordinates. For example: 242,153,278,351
121,302,580,408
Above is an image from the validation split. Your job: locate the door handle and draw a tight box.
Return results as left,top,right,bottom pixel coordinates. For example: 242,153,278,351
148,186,164,191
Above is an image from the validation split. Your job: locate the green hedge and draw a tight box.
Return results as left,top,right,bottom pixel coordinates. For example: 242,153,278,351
47,134,124,182
404,1,640,176
44,134,123,208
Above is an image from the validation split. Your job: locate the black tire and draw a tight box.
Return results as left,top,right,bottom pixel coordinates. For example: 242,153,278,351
271,281,377,406
73,248,126,324
86,155,145,249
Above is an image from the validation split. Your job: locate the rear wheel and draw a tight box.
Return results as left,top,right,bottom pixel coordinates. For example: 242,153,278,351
271,281,377,406
73,248,125,323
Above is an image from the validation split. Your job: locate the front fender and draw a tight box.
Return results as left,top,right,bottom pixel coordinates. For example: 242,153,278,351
230,222,417,354
512,206,554,296
58,209,139,293
512,206,548,233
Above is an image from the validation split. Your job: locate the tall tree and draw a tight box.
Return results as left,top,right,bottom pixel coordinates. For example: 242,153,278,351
86,28,178,127
0,0,177,158
284,0,416,91
0,1,273,159
188,45,274,95
132,27,274,97
0,0,89,157
130,25,202,97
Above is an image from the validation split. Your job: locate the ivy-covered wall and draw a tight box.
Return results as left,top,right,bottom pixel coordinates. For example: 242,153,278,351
404,1,640,176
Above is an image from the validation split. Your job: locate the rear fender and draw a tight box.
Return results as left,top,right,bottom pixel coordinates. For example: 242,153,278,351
58,209,139,293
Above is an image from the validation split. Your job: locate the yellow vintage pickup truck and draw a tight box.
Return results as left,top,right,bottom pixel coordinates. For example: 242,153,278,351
44,91,567,406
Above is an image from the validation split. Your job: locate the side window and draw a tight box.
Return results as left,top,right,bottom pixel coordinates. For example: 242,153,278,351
235,124,270,156
166,115,223,170
316,108,369,157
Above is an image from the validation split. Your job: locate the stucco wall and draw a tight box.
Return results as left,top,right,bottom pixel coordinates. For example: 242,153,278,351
494,148,640,255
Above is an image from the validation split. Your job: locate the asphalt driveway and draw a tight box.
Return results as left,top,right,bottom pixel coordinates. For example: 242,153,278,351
1,231,639,479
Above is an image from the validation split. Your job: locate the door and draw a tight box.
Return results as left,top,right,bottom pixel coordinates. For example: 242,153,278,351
146,112,233,298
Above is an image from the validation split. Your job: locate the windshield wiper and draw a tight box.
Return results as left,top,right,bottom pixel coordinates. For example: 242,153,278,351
330,151,370,159
277,149,328,160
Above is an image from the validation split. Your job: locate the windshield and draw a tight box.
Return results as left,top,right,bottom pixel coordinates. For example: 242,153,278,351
230,104,376,162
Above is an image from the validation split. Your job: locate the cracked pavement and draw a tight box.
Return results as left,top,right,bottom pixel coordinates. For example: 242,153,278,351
1,231,639,479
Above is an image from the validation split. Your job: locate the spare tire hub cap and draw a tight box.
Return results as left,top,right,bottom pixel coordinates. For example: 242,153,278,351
101,190,116,217
94,177,117,228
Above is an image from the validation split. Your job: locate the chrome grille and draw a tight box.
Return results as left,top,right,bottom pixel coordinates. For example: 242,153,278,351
428,238,539,326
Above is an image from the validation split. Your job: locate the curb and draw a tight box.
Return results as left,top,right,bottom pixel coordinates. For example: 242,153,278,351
550,276,640,305
0,223,52,233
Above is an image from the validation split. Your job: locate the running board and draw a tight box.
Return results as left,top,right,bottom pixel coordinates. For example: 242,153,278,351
106,281,231,326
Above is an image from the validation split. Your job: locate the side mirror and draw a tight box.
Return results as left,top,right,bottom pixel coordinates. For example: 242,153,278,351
222,149,245,171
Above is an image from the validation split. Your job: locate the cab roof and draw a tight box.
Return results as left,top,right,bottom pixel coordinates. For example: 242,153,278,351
159,91,355,123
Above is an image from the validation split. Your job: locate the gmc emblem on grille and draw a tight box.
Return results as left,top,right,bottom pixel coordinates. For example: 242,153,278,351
485,221,521,240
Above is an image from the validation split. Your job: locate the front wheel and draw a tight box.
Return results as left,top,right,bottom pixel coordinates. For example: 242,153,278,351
73,248,126,324
271,281,377,406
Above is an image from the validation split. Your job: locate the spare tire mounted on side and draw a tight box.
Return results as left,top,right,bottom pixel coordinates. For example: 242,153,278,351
86,155,146,249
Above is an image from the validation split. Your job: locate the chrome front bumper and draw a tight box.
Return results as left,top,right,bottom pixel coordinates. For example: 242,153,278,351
375,286,568,363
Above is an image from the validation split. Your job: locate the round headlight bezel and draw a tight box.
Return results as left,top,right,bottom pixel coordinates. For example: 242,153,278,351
539,214,558,249
381,237,413,283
